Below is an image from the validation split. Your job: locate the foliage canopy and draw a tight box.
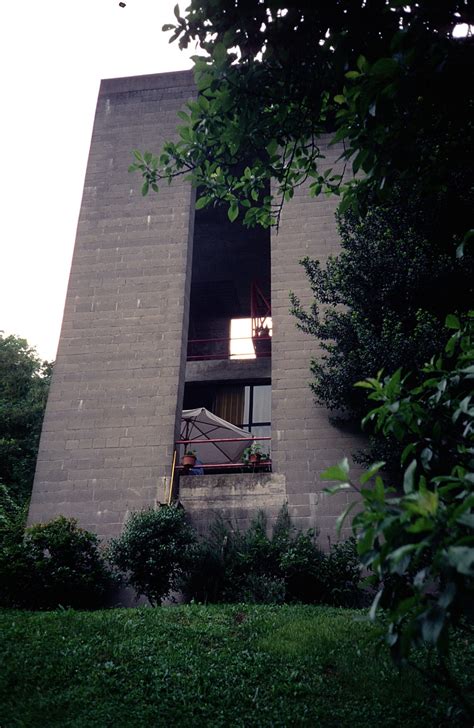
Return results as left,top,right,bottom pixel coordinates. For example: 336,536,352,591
323,314,474,686
131,0,473,231
0,334,52,505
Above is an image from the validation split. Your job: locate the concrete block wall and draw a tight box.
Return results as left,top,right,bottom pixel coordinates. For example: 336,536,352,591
180,473,287,536
271,138,364,544
29,71,196,538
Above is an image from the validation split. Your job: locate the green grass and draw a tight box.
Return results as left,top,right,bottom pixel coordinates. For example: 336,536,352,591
0,605,472,727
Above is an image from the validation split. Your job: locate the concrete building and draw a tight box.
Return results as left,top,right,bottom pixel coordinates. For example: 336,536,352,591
29,70,362,543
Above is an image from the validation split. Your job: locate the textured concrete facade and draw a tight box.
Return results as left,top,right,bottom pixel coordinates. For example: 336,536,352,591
180,473,287,536
271,140,363,543
29,72,196,538
31,72,363,544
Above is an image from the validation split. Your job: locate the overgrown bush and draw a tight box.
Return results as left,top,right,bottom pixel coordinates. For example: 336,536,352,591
323,313,474,666
108,505,197,606
183,507,362,606
290,192,473,470
0,514,111,610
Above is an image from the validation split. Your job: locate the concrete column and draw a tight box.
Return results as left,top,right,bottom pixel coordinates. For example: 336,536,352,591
29,72,196,538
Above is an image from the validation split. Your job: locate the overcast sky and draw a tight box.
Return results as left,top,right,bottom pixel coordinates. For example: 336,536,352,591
1,0,195,361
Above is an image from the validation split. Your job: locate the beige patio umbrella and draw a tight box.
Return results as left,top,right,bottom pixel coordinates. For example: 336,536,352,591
179,407,253,465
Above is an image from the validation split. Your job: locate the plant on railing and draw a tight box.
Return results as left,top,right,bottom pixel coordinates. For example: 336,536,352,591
322,312,473,717
182,449,197,468
242,442,264,464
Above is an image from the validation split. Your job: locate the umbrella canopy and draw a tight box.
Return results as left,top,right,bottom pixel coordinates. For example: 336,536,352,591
180,407,253,465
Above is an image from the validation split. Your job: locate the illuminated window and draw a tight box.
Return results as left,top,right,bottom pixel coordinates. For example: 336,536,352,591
230,318,255,360
230,317,272,360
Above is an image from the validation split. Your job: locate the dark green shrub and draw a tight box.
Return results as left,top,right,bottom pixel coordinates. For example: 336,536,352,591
0,484,30,608
0,514,111,610
183,507,362,606
108,505,197,606
279,530,327,604
290,192,473,471
184,513,284,604
323,538,363,607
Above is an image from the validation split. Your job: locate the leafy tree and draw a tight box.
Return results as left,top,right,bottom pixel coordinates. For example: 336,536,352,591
131,0,473,233
290,190,474,467
322,313,474,715
108,506,197,606
0,334,52,505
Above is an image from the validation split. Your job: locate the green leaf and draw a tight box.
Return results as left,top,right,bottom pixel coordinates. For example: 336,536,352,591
360,462,385,486
456,512,474,528
323,482,351,495
335,500,358,536
403,460,417,494
334,95,346,105
420,606,445,645
194,196,209,210
369,589,383,621
177,110,189,122
445,313,460,330
321,458,350,482
345,70,360,80
212,42,227,65
445,546,474,576
141,182,149,197
371,58,398,76
198,94,210,111
227,202,239,222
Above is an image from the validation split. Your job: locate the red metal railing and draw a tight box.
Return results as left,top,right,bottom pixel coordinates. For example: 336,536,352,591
187,334,272,361
175,435,272,471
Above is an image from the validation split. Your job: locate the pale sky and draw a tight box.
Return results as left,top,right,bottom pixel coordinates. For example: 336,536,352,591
1,0,195,361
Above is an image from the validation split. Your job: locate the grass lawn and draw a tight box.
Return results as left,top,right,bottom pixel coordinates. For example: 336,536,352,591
0,605,472,727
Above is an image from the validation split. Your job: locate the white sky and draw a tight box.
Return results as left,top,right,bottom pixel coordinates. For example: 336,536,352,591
1,0,195,361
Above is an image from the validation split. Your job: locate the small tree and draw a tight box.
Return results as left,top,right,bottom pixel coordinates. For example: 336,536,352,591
323,312,474,713
108,506,197,606
290,192,473,469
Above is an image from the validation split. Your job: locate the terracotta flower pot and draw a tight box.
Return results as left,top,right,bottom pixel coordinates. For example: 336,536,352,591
182,454,196,468
249,453,261,464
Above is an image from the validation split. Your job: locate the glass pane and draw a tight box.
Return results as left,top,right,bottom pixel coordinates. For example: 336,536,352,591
243,386,251,426
249,425,271,456
252,385,271,423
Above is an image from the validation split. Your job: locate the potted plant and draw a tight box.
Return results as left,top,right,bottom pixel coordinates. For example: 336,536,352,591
182,449,197,468
242,442,262,465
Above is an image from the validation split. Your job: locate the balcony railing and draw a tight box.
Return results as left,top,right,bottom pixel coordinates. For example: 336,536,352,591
187,333,272,362
175,435,272,472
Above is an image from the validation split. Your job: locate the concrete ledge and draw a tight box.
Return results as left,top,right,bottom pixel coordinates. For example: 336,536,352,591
179,472,286,534
99,70,194,95
186,357,271,383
